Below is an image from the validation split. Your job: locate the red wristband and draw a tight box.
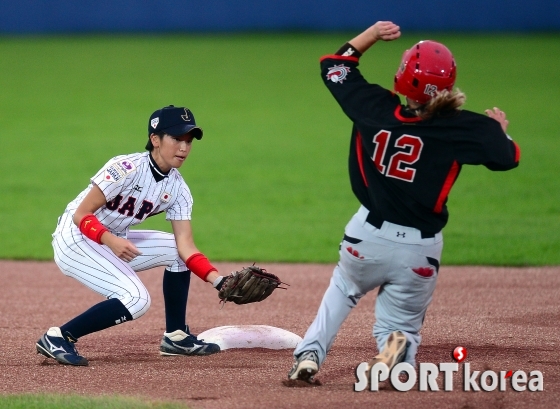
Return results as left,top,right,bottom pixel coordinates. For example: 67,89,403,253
185,252,217,280
79,214,109,244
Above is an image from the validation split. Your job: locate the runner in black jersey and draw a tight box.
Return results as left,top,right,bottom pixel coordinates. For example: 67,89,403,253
288,21,520,383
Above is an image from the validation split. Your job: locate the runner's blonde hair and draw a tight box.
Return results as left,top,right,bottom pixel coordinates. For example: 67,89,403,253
414,89,466,120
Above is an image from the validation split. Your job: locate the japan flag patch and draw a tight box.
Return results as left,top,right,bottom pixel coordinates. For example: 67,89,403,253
161,192,172,203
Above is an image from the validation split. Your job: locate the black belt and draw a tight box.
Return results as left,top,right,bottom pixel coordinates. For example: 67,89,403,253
365,211,435,239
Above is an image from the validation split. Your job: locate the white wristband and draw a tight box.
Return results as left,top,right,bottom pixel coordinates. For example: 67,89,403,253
212,275,224,288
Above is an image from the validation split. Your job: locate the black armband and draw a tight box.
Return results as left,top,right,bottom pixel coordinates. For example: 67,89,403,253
335,43,362,58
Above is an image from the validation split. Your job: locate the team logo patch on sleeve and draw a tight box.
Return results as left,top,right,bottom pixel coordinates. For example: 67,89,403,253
117,160,136,174
104,165,125,182
326,64,351,83
161,192,172,203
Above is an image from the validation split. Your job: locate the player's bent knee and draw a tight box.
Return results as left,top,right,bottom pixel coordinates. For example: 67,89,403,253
121,293,152,320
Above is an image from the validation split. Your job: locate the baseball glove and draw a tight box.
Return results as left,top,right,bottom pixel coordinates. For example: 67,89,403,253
217,265,287,305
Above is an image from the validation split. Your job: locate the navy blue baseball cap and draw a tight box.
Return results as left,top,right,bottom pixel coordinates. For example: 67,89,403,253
146,105,203,149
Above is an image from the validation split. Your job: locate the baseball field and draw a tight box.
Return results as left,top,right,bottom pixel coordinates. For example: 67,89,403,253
0,33,559,408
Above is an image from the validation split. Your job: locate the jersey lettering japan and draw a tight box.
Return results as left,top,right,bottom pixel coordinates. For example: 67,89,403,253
63,152,193,237
319,54,520,234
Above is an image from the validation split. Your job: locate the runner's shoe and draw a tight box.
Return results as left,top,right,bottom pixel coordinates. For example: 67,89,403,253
368,330,407,372
288,350,319,382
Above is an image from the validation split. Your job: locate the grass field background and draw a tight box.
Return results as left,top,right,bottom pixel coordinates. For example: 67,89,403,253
0,32,558,265
0,394,188,408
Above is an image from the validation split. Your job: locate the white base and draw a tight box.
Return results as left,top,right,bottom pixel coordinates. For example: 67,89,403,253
197,325,302,350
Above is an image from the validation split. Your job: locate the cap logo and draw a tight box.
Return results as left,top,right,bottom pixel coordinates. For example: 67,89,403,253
151,117,160,129
181,108,190,122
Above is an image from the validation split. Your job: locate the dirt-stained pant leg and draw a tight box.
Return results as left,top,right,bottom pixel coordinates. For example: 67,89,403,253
293,273,356,365
294,213,389,365
371,245,441,366
294,208,442,368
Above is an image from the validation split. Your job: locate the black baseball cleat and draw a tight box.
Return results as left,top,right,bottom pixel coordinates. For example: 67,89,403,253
160,326,220,356
36,327,89,366
288,350,319,382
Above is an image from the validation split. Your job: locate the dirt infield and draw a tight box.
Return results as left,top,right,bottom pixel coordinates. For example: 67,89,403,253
0,261,558,408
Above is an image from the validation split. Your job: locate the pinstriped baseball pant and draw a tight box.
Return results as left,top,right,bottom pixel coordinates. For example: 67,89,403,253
294,206,443,368
52,212,187,319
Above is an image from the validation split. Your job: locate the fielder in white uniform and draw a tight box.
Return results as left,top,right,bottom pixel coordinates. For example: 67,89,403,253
36,105,228,366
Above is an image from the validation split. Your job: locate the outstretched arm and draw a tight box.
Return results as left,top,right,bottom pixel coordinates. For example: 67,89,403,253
347,21,401,54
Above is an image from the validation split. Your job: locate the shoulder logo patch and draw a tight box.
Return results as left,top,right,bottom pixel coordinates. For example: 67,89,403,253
117,160,136,174
104,165,125,183
326,64,351,84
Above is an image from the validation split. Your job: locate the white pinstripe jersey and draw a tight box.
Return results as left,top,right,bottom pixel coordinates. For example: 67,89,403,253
61,152,193,237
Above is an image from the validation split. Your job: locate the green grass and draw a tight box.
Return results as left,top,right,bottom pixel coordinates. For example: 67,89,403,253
0,394,188,408
0,32,558,265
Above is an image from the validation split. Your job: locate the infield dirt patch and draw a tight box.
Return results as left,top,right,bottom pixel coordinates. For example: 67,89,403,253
0,261,558,408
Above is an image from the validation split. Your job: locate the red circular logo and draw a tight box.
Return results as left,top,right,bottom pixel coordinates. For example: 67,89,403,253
452,346,467,363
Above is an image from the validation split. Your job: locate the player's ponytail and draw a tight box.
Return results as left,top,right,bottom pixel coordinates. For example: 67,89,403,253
414,88,466,120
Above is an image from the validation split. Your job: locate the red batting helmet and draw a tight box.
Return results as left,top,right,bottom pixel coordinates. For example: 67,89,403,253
394,40,457,104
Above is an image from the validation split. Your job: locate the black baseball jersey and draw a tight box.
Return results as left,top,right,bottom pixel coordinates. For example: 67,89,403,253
320,48,520,235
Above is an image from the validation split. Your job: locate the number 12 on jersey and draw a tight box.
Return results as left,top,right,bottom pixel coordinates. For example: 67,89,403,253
371,130,424,182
